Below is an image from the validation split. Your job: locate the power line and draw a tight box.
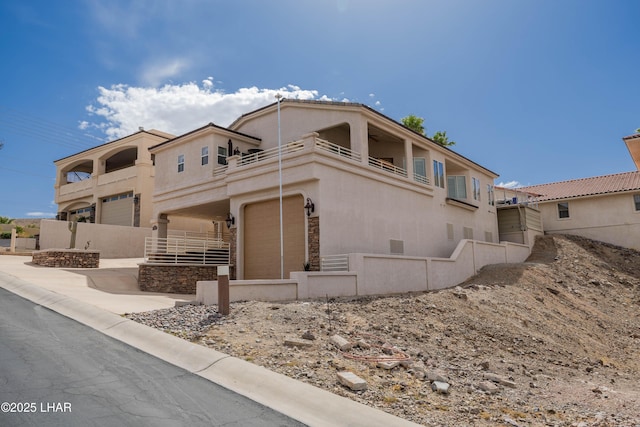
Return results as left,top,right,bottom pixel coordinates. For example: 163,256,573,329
0,105,106,152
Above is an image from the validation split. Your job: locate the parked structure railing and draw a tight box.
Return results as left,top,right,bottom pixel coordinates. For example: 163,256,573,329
144,236,230,265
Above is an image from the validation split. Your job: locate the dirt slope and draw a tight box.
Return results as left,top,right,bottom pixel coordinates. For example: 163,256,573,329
131,235,640,426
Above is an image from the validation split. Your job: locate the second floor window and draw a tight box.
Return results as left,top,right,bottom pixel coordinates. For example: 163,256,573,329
447,175,467,199
178,154,185,173
201,147,209,165
472,177,481,201
634,194,640,211
433,160,444,188
487,184,495,206
218,146,227,165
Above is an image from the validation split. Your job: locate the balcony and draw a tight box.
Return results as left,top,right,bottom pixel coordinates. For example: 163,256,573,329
228,135,428,185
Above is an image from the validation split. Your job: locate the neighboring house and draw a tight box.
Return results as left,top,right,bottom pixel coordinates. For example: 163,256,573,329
518,171,640,250
511,133,640,251
148,99,502,280
54,129,174,227
493,186,544,246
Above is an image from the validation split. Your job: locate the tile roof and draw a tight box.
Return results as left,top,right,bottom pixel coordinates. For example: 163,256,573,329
520,171,640,201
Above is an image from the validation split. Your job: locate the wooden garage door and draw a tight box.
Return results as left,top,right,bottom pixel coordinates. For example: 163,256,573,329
101,192,133,226
244,195,305,279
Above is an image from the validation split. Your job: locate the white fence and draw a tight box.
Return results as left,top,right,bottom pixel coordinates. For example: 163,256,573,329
144,236,230,265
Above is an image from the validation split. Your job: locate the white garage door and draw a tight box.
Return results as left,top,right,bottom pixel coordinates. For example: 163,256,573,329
101,192,133,226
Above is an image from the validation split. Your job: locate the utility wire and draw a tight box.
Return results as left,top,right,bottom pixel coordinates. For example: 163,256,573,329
0,105,105,151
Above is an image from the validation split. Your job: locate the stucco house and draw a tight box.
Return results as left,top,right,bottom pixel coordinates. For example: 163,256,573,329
146,99,521,290
54,128,174,227
511,133,640,251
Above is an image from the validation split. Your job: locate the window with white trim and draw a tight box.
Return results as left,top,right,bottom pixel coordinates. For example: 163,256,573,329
177,154,185,173
201,146,209,166
447,175,467,199
487,184,495,206
217,146,227,165
433,160,444,188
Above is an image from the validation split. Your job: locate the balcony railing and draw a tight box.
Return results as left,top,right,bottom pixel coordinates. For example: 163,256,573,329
230,136,425,184
238,141,305,167
315,139,362,162
368,158,407,178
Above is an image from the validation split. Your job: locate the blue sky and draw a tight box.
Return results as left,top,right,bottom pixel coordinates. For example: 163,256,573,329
1,0,639,219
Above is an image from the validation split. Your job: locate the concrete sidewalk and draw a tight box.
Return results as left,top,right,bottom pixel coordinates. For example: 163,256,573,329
0,255,422,427
0,255,192,314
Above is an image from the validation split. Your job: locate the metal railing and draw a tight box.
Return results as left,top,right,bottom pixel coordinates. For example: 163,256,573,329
217,136,426,185
414,172,429,185
237,141,305,167
315,138,362,161
321,254,350,272
144,236,230,265
368,158,408,178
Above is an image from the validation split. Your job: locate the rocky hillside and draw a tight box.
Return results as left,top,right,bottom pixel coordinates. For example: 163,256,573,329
128,235,640,426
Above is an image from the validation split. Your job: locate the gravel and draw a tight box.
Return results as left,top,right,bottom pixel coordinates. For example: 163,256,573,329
126,235,640,426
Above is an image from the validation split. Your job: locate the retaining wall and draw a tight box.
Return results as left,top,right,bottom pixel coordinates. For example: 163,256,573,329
32,249,100,268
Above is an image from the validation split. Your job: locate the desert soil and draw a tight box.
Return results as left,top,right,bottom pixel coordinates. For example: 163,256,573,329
127,235,640,426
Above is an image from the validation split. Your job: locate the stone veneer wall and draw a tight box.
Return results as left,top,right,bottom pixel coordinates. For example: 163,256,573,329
229,227,237,279
308,216,320,271
138,264,223,294
32,249,100,268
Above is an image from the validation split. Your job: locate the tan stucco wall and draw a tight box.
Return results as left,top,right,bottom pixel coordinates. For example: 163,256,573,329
196,239,531,303
150,104,500,282
39,219,151,258
538,192,640,250
54,130,173,227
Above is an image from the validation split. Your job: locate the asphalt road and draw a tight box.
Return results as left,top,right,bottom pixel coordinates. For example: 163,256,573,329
0,287,305,427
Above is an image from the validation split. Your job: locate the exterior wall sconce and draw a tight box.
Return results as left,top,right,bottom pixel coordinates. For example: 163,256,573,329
304,198,315,217
226,213,235,228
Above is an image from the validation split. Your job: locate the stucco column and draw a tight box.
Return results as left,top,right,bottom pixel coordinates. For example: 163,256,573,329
9,227,16,253
404,139,414,179
151,214,169,253
352,119,369,164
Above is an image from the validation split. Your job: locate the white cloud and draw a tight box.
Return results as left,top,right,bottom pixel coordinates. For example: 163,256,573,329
140,58,190,87
84,80,327,139
497,180,523,189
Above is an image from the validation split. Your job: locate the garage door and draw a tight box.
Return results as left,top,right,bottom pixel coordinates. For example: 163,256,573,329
101,192,134,226
244,195,305,279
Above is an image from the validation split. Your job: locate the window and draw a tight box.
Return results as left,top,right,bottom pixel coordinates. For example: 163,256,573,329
433,160,444,188
487,184,495,206
201,146,209,166
472,177,481,201
217,146,228,165
447,175,467,199
414,158,427,183
177,154,185,173
635,194,640,211
558,202,570,219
